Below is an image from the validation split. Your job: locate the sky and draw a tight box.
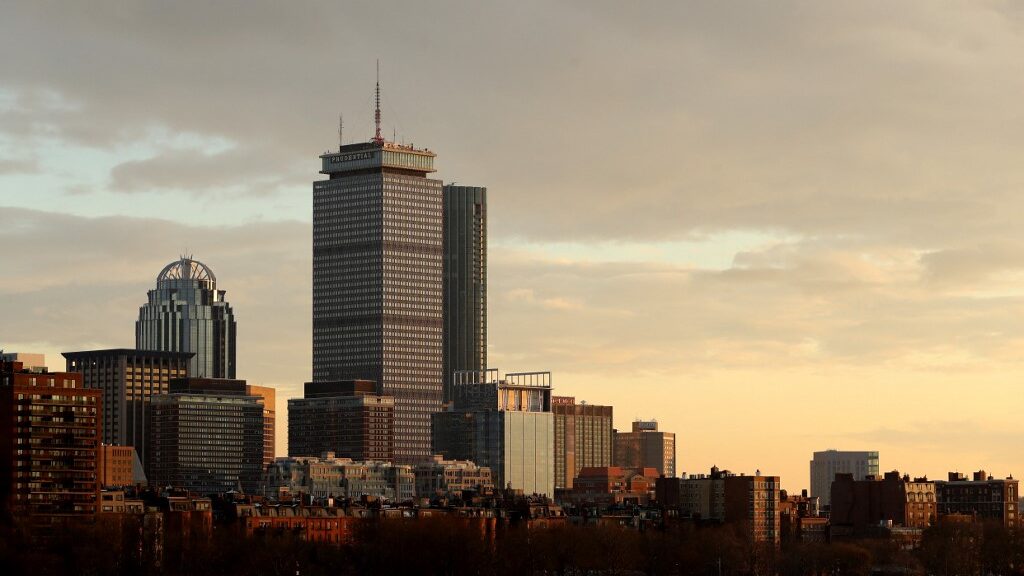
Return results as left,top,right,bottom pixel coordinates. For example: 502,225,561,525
3,1,1024,491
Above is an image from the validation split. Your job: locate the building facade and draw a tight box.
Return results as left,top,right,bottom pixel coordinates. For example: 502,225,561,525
442,185,487,401
432,370,554,496
0,360,100,518
614,420,676,478
63,348,191,469
98,444,144,488
552,396,613,490
136,257,237,379
246,384,277,468
264,455,415,502
147,378,263,494
288,380,394,461
810,449,880,506
830,471,936,535
935,471,1018,527
413,455,493,499
313,140,444,464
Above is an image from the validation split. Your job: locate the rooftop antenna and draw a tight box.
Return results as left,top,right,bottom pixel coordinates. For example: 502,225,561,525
372,60,384,145
338,113,344,150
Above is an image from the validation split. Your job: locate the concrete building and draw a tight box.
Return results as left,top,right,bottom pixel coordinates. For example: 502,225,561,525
614,420,676,478
0,360,100,518
313,111,444,464
442,185,487,401
288,380,395,461
552,396,613,490
264,454,415,503
148,378,263,494
246,384,277,468
137,257,237,379
810,449,880,506
935,470,1018,527
413,455,493,499
99,445,146,488
0,352,47,370
432,370,554,496
830,471,936,535
63,348,191,469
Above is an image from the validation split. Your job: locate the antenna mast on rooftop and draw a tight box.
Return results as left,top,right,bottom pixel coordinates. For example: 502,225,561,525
372,60,384,144
338,113,344,150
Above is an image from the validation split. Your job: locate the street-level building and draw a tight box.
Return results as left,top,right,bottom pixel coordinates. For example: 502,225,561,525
935,470,1018,528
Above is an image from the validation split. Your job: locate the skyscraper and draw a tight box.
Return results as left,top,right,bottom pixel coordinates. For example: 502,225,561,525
442,185,487,400
136,257,237,379
313,95,444,464
810,449,879,506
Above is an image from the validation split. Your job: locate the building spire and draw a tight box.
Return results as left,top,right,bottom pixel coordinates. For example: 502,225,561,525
372,60,384,145
338,113,343,150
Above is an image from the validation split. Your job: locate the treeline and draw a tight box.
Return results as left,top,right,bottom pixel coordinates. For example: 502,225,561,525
2,517,1024,576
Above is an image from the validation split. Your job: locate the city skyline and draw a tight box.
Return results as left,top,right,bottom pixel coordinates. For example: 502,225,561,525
5,2,1024,491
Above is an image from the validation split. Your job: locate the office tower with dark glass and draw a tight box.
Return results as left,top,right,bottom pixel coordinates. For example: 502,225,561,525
442,185,487,401
314,133,443,464
136,257,237,379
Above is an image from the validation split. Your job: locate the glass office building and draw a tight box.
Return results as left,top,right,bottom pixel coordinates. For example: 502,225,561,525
136,257,236,379
442,185,487,402
313,141,444,464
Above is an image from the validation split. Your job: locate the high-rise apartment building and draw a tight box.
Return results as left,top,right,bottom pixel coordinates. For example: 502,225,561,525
63,349,191,469
442,185,487,400
313,128,444,464
810,449,879,506
614,420,676,478
98,445,144,488
288,380,395,461
148,378,263,494
246,384,277,468
137,257,237,379
552,396,613,489
1,360,100,518
432,370,554,496
830,470,935,534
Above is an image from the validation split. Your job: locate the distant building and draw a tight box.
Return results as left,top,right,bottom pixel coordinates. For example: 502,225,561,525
0,352,46,371
935,471,1018,528
63,348,191,469
779,489,824,545
559,466,658,509
313,134,444,465
0,360,100,518
614,420,676,478
148,378,263,494
656,466,779,545
432,370,554,496
810,450,879,506
264,454,415,502
552,396,613,490
99,445,146,488
830,471,935,536
442,185,487,401
413,455,493,499
288,380,394,461
724,473,781,546
246,384,277,468
137,257,236,379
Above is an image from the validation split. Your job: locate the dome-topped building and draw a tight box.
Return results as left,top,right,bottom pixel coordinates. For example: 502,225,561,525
136,256,236,378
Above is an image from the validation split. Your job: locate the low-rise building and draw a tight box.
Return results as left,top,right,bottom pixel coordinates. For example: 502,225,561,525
935,470,1018,528
559,466,658,509
830,471,936,536
264,454,415,503
413,455,493,498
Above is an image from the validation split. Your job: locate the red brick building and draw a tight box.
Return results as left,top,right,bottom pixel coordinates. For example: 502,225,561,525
830,471,936,536
559,466,659,509
0,360,101,519
935,471,1018,528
